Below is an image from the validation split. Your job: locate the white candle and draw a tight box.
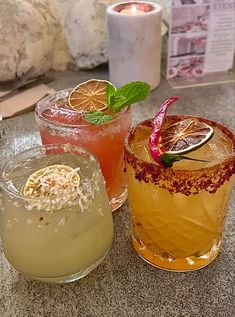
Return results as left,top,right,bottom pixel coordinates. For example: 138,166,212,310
107,2,162,90
120,5,144,15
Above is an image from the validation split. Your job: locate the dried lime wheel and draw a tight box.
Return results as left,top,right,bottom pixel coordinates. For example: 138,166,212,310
162,118,214,155
149,97,214,167
68,79,116,113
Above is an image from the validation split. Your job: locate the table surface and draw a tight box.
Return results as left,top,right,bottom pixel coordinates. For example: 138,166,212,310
0,68,234,317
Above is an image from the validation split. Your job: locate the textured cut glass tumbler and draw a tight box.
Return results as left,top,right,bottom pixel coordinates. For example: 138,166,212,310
124,115,235,271
0,144,113,283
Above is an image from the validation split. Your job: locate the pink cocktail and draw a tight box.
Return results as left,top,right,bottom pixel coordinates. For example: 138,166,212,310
35,89,131,211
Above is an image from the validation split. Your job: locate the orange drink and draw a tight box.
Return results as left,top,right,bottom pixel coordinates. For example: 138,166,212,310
124,115,235,271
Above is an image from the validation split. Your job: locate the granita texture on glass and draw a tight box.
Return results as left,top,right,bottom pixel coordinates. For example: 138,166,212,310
35,80,150,211
125,106,235,271
0,144,113,283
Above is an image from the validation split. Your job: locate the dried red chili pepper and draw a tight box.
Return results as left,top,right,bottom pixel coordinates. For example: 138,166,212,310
149,96,179,165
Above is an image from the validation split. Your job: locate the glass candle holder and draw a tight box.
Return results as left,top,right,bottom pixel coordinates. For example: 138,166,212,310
0,144,113,283
35,89,132,211
124,115,235,271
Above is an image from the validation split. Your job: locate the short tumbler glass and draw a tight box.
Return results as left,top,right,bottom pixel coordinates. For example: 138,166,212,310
0,144,113,283
35,90,132,211
124,115,235,271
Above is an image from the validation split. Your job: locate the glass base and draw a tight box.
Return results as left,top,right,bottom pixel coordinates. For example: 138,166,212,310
132,235,221,272
16,247,111,284
110,187,128,211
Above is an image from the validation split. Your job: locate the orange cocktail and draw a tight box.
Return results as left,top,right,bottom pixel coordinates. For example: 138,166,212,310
124,115,235,271
35,89,131,210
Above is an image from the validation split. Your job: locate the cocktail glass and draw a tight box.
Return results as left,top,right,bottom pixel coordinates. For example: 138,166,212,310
0,113,6,140
0,144,113,283
35,89,131,211
124,115,235,271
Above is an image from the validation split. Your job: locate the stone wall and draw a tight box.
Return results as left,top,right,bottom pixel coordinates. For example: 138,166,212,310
0,0,170,81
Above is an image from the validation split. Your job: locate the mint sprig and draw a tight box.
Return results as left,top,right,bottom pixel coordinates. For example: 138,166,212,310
84,81,150,125
107,81,151,112
84,111,113,125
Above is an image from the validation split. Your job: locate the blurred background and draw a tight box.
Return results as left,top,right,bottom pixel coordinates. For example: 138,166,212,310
0,0,170,81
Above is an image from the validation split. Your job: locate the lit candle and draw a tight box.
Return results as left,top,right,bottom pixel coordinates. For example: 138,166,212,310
107,2,162,90
120,5,144,15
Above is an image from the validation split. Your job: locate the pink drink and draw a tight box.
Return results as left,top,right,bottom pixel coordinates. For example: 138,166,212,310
35,89,131,211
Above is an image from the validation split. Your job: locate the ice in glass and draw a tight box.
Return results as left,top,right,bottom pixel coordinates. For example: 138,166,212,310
124,115,235,271
0,144,113,283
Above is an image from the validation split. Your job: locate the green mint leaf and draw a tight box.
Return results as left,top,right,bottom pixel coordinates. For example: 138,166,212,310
110,81,151,112
84,111,113,125
106,84,116,108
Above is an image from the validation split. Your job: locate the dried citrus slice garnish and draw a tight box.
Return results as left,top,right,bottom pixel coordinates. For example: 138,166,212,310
162,119,214,155
149,97,214,167
23,164,80,200
68,79,116,112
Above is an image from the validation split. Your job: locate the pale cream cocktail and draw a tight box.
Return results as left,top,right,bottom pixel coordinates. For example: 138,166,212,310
0,144,113,283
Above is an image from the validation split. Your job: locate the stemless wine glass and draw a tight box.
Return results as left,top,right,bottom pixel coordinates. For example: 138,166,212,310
35,89,132,211
124,115,235,271
0,144,113,283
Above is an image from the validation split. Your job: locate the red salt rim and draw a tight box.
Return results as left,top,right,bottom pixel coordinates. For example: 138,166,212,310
124,115,235,194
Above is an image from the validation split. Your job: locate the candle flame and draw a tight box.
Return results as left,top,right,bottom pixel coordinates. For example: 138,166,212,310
131,5,138,14
119,4,144,15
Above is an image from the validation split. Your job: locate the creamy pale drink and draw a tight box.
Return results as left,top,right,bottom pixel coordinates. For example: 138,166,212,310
0,144,113,283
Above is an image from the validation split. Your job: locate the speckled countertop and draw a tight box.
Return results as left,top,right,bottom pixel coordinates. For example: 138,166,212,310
0,69,234,317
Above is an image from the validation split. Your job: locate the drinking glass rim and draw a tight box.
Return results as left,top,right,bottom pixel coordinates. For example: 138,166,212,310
35,88,130,130
107,1,161,15
124,115,235,173
0,144,101,201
